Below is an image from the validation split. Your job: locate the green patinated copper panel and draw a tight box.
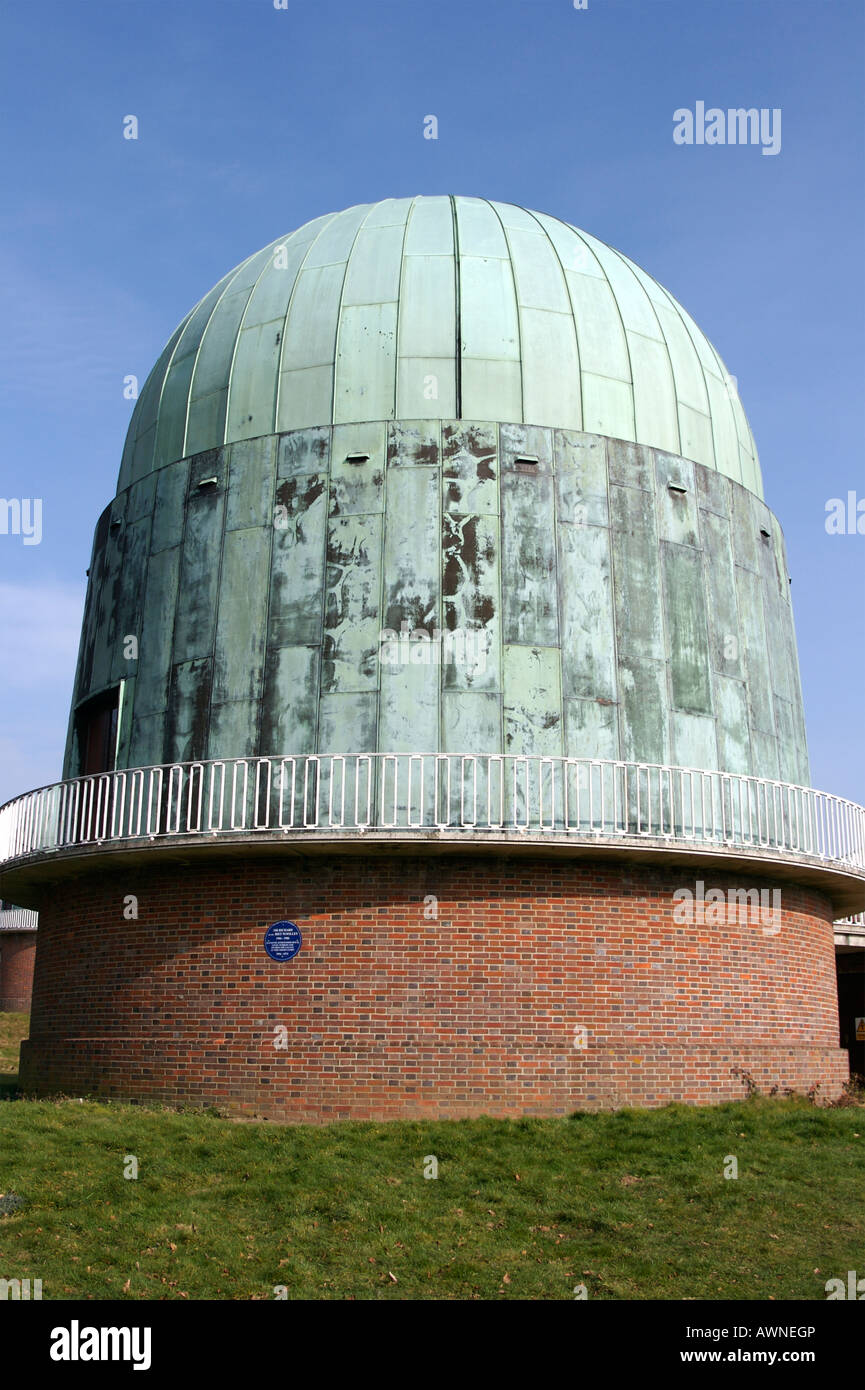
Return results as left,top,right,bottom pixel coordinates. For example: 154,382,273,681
608,439,654,492
165,657,213,764
696,462,730,519
441,512,500,693
269,472,327,647
133,546,180,718
671,711,717,771
226,322,282,444
500,426,557,648
208,699,259,761
261,646,319,756
213,527,271,704
329,423,386,516
662,544,712,715
728,481,761,573
713,675,751,775
322,513,382,694
610,483,663,663
88,501,130,696
700,509,743,680
128,711,165,770
619,658,668,764
558,523,615,700
379,465,440,751
565,696,618,760
318,692,377,755
277,427,331,478
151,459,190,554
735,566,775,735
108,516,152,686
225,438,277,532
387,421,440,470
555,430,607,527
750,726,780,782
442,422,498,516
172,456,226,663
441,691,501,754
503,645,562,756
655,453,698,546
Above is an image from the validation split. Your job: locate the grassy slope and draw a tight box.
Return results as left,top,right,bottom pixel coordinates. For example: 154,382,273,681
0,1083,861,1300
0,1012,28,1074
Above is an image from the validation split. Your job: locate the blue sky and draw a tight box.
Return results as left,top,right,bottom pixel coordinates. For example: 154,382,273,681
0,0,862,806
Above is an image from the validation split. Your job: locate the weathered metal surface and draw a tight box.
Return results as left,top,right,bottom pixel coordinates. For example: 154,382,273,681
165,657,212,764
558,524,615,701
117,198,761,495
618,658,668,764
322,514,382,693
662,544,712,715
261,646,319,756
699,508,742,679
503,645,562,756
133,546,180,719
213,527,270,704
269,471,327,647
172,451,226,664
609,481,664,663
734,566,775,734
108,516,151,687
500,425,557,648
67,423,810,789
380,464,440,751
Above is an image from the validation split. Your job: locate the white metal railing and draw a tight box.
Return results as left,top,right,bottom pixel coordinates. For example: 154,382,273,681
0,754,863,875
0,907,38,930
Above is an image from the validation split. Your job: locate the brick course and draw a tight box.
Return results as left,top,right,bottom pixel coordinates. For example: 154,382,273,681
19,853,848,1119
0,931,37,1012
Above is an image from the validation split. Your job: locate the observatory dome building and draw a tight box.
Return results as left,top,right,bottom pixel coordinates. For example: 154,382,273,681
2,196,863,1118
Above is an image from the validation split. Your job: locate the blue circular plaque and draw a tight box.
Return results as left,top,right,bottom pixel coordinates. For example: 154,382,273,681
264,921,302,961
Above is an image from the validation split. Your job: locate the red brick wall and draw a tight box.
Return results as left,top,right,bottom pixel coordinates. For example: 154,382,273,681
19,853,848,1119
0,931,37,1012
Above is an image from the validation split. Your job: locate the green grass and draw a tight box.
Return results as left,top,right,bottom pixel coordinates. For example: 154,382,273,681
0,1012,28,1093
0,1062,862,1299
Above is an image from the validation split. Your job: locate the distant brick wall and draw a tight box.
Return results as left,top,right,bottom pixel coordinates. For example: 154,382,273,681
0,931,37,1012
19,853,848,1119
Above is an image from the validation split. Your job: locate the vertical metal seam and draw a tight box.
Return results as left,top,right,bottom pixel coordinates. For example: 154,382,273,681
657,284,728,485
273,210,342,431
449,195,462,419
126,313,191,489
181,251,259,460
522,205,583,432
485,198,524,423
607,246,682,458
392,197,414,422
224,233,299,445
331,203,378,426
565,220,637,443
255,435,278,758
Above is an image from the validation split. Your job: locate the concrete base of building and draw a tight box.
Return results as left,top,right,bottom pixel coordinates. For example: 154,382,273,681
19,853,849,1120
0,931,37,1013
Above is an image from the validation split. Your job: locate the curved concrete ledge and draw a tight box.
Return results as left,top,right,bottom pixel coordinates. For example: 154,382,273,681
3,824,864,917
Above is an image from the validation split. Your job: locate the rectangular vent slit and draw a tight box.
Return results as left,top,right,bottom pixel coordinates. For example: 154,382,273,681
346,453,369,464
